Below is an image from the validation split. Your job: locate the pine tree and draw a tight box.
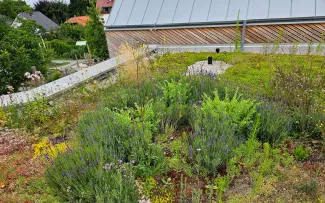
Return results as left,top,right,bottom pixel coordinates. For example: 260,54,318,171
84,0,109,59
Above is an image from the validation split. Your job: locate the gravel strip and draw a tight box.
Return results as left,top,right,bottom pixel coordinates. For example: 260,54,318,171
186,61,232,76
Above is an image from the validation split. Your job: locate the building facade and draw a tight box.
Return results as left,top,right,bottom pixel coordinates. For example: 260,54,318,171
105,0,325,57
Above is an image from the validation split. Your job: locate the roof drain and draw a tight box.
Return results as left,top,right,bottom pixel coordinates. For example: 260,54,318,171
208,56,213,64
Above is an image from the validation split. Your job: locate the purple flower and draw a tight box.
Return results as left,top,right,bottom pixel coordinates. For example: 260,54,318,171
196,101,202,106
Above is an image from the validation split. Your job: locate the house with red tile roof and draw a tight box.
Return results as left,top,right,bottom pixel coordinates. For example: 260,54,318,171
65,16,90,26
96,0,114,14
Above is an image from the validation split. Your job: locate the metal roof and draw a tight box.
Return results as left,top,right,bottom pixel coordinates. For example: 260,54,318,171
19,12,59,32
105,0,325,30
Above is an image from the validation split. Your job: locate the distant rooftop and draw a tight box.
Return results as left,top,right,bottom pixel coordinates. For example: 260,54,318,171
65,16,90,26
97,0,114,9
105,0,325,30
19,11,59,31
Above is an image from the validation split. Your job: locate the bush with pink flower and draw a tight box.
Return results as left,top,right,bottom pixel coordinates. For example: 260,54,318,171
24,71,43,86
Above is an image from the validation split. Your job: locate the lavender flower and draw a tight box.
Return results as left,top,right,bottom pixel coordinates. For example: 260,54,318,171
103,163,115,171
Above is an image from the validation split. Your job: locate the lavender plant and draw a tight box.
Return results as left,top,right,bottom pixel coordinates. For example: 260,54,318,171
45,148,138,202
46,107,166,201
257,101,292,144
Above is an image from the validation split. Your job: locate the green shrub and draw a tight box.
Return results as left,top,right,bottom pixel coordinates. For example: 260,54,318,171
291,108,325,139
5,95,54,131
271,55,325,114
130,101,162,135
293,145,310,161
0,22,51,93
159,78,191,128
46,70,62,82
161,78,190,107
296,179,318,196
70,46,87,58
187,75,219,102
137,78,164,105
189,90,257,174
212,121,293,200
57,24,85,41
257,102,292,144
47,39,72,57
101,85,138,110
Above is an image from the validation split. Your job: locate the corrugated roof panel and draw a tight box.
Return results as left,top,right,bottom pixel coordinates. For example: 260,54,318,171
142,0,164,24
208,0,229,21
128,0,149,25
317,0,325,16
247,0,269,20
156,0,178,24
269,0,291,18
114,0,135,25
106,0,122,25
173,0,195,23
190,0,211,23
292,0,315,17
226,0,249,20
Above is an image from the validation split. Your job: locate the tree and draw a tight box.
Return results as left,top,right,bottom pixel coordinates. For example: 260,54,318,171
45,23,85,42
34,0,69,24
68,0,90,17
0,0,32,20
0,19,10,39
58,23,85,41
0,21,52,94
19,19,46,35
85,0,109,59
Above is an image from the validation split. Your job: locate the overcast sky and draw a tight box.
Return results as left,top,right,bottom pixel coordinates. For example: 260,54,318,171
24,0,70,7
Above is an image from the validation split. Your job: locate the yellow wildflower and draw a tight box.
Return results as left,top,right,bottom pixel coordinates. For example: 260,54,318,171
1,184,5,189
33,139,67,159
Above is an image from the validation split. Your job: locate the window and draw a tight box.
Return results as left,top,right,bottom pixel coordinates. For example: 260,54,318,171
102,7,112,13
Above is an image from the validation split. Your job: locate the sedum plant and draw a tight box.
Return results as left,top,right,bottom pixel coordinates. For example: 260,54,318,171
293,145,310,161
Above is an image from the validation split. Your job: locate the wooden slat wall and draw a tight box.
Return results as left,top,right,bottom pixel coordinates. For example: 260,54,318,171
106,23,325,57
245,24,325,43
